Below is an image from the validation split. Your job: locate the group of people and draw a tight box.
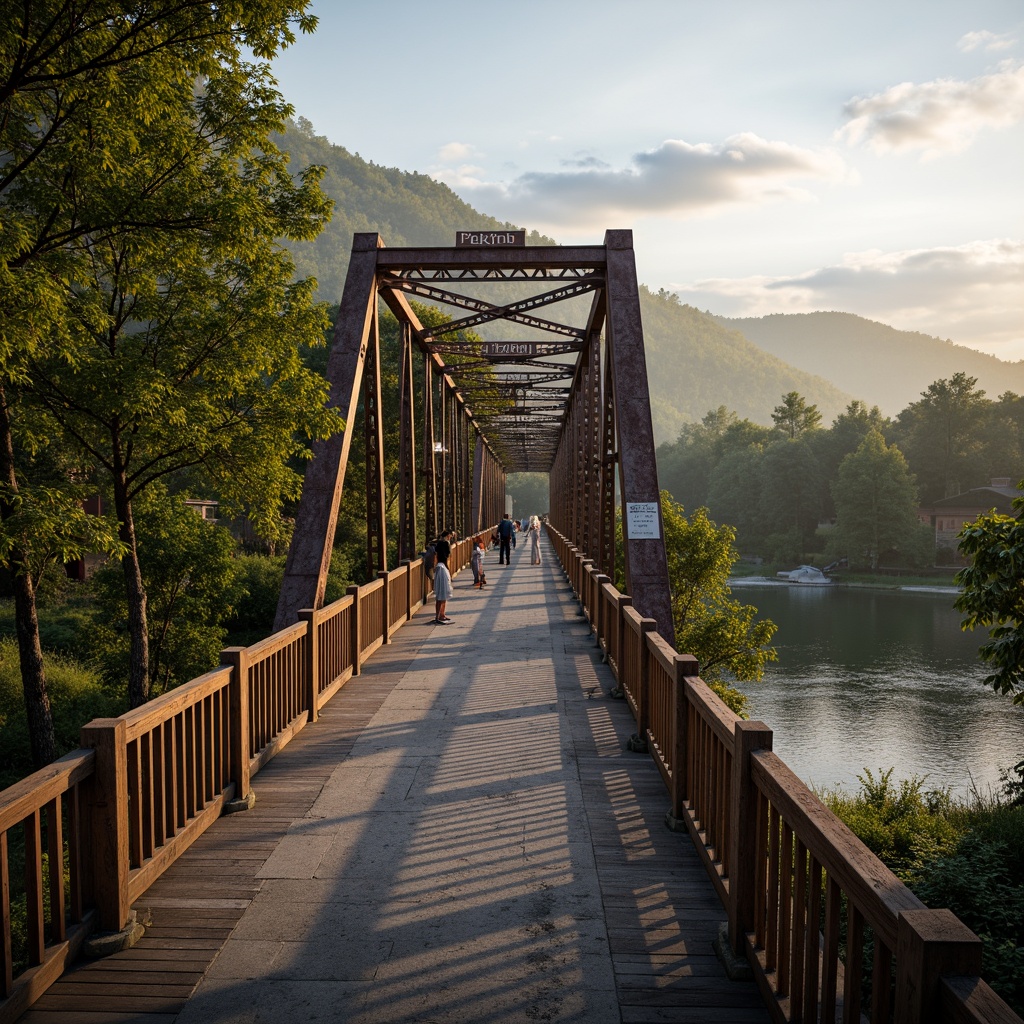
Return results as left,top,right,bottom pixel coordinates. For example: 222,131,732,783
424,514,543,626
495,513,542,565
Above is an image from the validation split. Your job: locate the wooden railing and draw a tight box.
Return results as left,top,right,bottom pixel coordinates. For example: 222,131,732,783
0,532,488,1024
546,524,1021,1024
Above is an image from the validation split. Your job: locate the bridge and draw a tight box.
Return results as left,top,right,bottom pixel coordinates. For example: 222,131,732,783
1,233,1017,1024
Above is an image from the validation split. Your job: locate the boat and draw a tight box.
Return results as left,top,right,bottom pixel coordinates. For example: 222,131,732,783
776,565,832,585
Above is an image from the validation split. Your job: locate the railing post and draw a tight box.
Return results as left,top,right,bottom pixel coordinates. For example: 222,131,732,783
348,584,362,675
79,718,131,934
894,909,982,1024
221,646,254,812
298,609,319,723
667,654,699,829
592,574,610,648
728,720,773,957
580,559,594,622
611,594,632,693
379,570,391,643
627,618,657,752
401,559,412,620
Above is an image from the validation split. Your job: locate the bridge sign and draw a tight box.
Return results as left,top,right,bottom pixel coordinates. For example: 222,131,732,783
456,230,526,247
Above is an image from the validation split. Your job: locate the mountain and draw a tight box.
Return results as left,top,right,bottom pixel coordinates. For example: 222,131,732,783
717,312,1024,417
638,293,854,443
278,121,857,443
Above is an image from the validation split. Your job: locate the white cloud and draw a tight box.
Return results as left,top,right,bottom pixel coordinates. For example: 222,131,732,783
958,29,1017,53
672,240,1024,359
837,65,1024,158
437,141,477,162
431,134,847,228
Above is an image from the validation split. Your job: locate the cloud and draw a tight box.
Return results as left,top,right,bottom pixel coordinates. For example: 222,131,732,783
432,134,847,227
837,65,1024,157
958,29,1017,53
672,240,1024,358
437,141,477,162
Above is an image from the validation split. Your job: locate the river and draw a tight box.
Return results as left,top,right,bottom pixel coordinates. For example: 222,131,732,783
728,580,1024,799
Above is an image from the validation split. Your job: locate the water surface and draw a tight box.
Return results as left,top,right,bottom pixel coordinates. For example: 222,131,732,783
729,581,1024,798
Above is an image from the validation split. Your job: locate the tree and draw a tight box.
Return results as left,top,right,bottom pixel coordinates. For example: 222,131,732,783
3,2,332,711
661,493,777,714
955,485,1024,706
772,391,822,438
831,430,920,569
89,486,243,696
759,437,824,550
893,373,988,503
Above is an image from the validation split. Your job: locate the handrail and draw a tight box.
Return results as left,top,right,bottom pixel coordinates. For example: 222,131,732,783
544,521,1020,1024
0,528,494,1024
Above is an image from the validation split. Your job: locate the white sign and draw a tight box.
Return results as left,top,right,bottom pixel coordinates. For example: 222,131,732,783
626,502,660,539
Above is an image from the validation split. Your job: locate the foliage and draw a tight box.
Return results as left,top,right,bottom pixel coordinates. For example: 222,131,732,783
89,487,243,697
660,492,776,715
825,771,1024,1015
0,638,120,790
831,430,920,570
772,391,822,438
956,484,1024,705
507,473,549,519
893,373,989,503
822,768,963,878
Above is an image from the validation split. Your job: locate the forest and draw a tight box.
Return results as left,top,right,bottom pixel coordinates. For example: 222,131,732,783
656,374,1024,568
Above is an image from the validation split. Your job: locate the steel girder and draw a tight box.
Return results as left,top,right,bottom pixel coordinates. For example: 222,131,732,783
275,230,674,642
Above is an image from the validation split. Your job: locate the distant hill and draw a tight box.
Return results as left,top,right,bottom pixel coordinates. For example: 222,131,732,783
639,294,855,443
278,121,858,444
277,119,555,297
717,312,1024,417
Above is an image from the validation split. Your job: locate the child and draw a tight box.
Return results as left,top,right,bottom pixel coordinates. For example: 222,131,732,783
471,539,487,588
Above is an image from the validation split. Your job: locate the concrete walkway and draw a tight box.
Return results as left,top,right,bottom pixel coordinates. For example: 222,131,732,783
26,533,768,1023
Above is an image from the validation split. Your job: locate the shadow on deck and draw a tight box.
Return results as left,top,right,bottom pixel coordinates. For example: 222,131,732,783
21,535,767,1023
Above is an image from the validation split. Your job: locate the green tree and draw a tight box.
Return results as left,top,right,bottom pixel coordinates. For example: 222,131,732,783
772,391,822,438
894,373,988,503
956,484,1024,705
1,1,320,749
90,486,243,696
759,437,823,551
832,430,920,569
661,493,777,714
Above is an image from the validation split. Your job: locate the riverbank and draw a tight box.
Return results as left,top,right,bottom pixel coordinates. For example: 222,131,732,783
732,562,961,592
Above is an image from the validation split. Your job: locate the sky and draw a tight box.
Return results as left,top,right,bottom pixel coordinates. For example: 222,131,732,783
269,1,1024,360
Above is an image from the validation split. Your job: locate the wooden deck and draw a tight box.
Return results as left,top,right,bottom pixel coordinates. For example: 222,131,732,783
20,537,768,1023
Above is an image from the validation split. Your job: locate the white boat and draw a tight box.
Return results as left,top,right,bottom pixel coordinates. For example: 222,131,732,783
776,565,832,585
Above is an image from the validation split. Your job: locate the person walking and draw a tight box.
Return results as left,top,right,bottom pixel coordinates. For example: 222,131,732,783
496,513,514,565
529,515,542,565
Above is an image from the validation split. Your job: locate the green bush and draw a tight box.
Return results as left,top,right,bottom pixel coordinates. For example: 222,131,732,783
0,638,121,789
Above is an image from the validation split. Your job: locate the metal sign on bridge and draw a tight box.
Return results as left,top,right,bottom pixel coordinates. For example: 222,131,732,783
275,230,673,645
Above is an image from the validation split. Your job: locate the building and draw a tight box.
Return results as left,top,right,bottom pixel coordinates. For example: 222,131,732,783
919,478,1020,566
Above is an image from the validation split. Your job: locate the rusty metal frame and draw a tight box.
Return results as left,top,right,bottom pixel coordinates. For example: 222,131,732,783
275,230,674,642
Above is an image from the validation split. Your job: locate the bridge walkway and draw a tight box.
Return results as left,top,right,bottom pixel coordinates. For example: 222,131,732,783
22,534,767,1023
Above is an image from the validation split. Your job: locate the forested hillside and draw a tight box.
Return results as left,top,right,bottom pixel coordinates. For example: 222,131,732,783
718,312,1024,417
279,120,855,443
278,118,555,296
639,292,854,442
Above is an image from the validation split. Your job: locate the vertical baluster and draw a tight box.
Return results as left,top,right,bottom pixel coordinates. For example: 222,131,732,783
150,726,163,848
791,838,808,1020
804,855,823,1023
821,875,841,1024
24,811,44,965
754,791,769,950
766,806,780,973
126,739,142,868
871,936,892,1023
141,732,154,860
843,904,865,1024
165,718,177,838
46,797,65,943
185,705,196,820
67,786,83,923
196,698,207,806
778,821,794,999
1,830,12,997
175,712,186,830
